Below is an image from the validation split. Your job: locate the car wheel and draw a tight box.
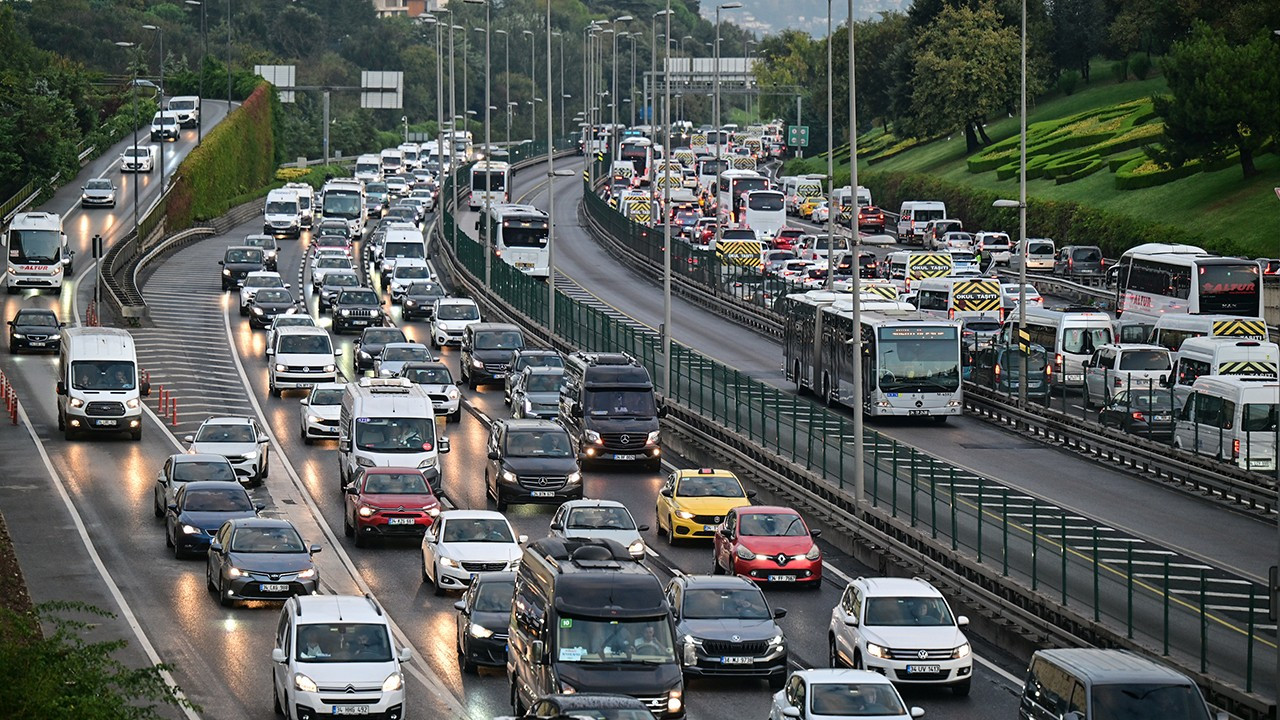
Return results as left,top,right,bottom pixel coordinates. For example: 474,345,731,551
769,671,786,691
421,553,431,583
655,510,666,538
206,561,218,592
952,678,972,697
273,676,284,716
7,341,15,354
432,562,446,597
449,409,460,423
131,428,142,441
666,515,678,546
495,488,508,513
711,553,723,574
828,636,842,667
165,523,174,547
343,511,354,538
458,644,478,674
153,492,163,518
270,383,280,398
852,650,864,670
172,536,184,559
218,574,234,608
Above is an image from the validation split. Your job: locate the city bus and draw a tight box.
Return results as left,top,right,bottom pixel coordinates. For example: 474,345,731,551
482,203,550,278
716,169,769,225
1114,243,1264,321
741,189,786,240
783,293,963,420
4,211,70,293
469,160,511,210
319,179,366,237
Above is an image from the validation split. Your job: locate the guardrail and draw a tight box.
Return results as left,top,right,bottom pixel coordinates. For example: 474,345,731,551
432,154,1275,720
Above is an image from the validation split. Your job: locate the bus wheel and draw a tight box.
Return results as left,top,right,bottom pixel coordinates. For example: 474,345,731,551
794,362,809,396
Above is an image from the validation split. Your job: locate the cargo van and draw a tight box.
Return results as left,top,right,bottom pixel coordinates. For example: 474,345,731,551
1082,343,1171,407
338,377,450,487
266,326,340,397
262,188,302,239
379,226,427,276
379,148,404,175
1174,375,1277,471
354,154,382,182
1011,238,1056,272
282,182,315,227
914,277,1003,322
895,201,947,245
166,96,200,128
1171,337,1278,387
999,306,1114,388
1019,648,1215,720
57,327,150,441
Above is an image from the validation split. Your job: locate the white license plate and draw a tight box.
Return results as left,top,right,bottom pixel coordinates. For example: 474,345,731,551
530,491,555,498
612,454,638,460
333,707,370,716
721,656,754,665
387,518,415,525
260,583,289,593
1153,415,1171,422
703,525,719,532
906,664,941,674
1066,374,1083,382
767,575,796,582
908,410,929,416
27,341,45,347
95,419,118,426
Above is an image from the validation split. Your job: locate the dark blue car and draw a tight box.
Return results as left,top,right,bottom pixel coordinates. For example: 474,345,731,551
165,480,260,559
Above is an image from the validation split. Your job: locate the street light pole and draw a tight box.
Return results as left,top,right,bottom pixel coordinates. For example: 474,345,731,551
143,24,166,193
496,28,509,147
713,2,742,245
555,30,566,139
662,0,674,397
449,20,460,251
628,32,637,127
184,1,205,145
825,0,834,293
523,29,536,143
115,39,139,316
464,0,491,287
847,0,864,506
993,0,1029,410
226,0,231,107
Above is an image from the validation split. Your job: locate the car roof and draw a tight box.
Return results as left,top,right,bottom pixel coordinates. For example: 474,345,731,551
523,366,564,375
855,576,942,597
794,668,895,685
438,509,509,521
679,574,763,591
172,453,233,464
309,382,347,392
277,325,328,337
437,297,477,306
272,314,315,325
738,505,801,516
560,499,628,511
500,418,564,430
224,516,297,531
200,416,254,426
293,594,388,624
675,468,738,479
179,480,247,492
383,342,428,350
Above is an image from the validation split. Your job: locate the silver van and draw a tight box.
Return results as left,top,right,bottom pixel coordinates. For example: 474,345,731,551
1019,649,1217,720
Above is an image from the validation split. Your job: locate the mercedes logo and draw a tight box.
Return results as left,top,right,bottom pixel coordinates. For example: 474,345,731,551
536,477,548,487
619,434,630,445
917,649,929,659
730,635,742,642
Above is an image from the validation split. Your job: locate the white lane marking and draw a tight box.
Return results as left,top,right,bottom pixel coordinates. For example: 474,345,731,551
14,402,201,720
218,297,470,717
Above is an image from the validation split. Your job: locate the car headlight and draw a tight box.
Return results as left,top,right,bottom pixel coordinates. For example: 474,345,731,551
953,642,971,659
340,309,351,317
404,299,416,308
501,470,517,483
308,415,324,424
251,307,264,315
646,430,660,445
322,364,336,373
566,471,582,484
182,524,201,535
805,544,821,561
418,457,438,470
627,539,646,558
126,398,140,409
426,506,440,517
5,267,14,275
69,398,85,408
9,333,22,339
294,673,318,693
866,642,890,659
227,567,242,578
358,505,377,517
675,510,695,520
357,350,371,359
768,634,785,647
667,690,682,714
735,545,757,560
356,456,376,467
243,451,259,461
439,556,460,568
222,268,231,275
558,681,576,694
445,386,459,398
470,358,484,368
469,623,494,639
382,672,403,692
584,429,602,444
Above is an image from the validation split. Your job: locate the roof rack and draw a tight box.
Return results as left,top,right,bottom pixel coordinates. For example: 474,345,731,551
364,593,384,616
357,377,413,392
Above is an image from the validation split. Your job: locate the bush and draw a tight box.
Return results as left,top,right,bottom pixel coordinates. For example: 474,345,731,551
82,95,158,161
1111,58,1129,83
1129,53,1152,80
1112,154,1201,190
1057,71,1081,96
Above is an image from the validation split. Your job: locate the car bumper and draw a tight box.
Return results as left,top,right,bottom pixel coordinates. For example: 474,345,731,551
581,445,661,463
462,634,509,667
292,694,403,720
684,648,787,678
356,515,436,538
174,529,215,555
273,370,339,389
222,575,318,601
401,302,434,318
303,416,340,438
732,558,822,585
429,396,461,417
433,329,464,346
8,275,63,289
266,224,301,238
862,657,972,686
81,196,116,206
65,411,142,433
496,479,583,505
436,563,512,589
11,336,59,351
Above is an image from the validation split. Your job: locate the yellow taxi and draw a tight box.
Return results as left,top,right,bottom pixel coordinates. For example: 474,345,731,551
655,468,755,544
796,196,823,218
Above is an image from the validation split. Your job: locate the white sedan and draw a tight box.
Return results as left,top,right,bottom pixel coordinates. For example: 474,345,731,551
183,417,270,484
421,510,526,597
549,500,648,561
771,669,923,720
298,382,344,444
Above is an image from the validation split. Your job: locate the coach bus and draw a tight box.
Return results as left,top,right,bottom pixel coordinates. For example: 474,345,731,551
481,203,550,278
1114,243,1263,322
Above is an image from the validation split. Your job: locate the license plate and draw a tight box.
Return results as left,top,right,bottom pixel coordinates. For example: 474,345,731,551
908,410,929,416
28,341,45,347
352,319,369,326
612,454,638,460
703,525,719,532
95,419,118,427
333,707,370,716
387,518,415,525
1153,415,1170,422
906,664,941,674
515,262,533,268
722,656,754,665
767,575,796,582
530,490,555,498
260,583,289,593
1066,374,1083,382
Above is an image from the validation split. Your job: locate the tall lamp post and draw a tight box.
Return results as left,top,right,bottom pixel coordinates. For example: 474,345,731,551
824,0,835,292
523,29,537,142
846,0,864,505
649,11,671,128
142,23,166,193
627,32,638,127
115,40,140,314
553,30,566,139
993,0,1029,411
183,0,205,144
661,0,674,397
464,0,492,287
495,28,509,146
712,2,742,253
225,0,231,107
546,0,574,339
608,16,633,151
425,14,446,209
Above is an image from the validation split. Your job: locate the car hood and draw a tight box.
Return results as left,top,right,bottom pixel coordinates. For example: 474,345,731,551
468,610,510,634
308,405,341,420
253,301,296,313
434,318,478,330
673,497,751,516
13,323,59,335
360,492,439,510
226,550,314,574
179,509,257,532
438,542,522,564
561,527,642,547
500,457,580,475
680,617,779,642
191,440,258,456
416,383,454,394
519,391,559,407
404,294,443,305
582,417,659,432
357,341,394,356
224,262,263,272
471,348,517,362
861,624,967,650
293,659,398,688
738,535,816,556
83,189,114,197
556,662,680,697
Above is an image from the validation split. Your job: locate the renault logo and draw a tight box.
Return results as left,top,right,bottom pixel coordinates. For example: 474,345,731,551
917,649,929,659
619,434,630,445
775,553,788,565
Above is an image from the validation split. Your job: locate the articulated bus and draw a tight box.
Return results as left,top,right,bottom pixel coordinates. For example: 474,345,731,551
469,161,512,210
4,211,70,293
784,292,963,421
1114,243,1263,323
482,203,550,278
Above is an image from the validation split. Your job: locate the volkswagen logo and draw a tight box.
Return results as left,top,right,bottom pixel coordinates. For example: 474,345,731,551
917,649,929,659
619,434,630,445
730,635,742,643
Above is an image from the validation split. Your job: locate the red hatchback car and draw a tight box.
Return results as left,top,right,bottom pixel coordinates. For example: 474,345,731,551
712,505,823,588
858,206,886,233
343,467,442,547
773,227,804,251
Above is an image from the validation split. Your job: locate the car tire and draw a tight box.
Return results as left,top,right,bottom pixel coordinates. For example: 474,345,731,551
448,409,460,423
8,341,16,354
769,671,786,691
273,677,284,717
218,577,234,608
153,493,163,518
711,554,723,575
666,515,678,546
952,678,972,697
852,650,864,670
172,536,184,559
165,523,174,547
458,644,478,675
352,517,366,547
432,562,446,597
828,636,841,667
206,562,218,592
421,554,431,583
495,487,508,513
270,383,280,398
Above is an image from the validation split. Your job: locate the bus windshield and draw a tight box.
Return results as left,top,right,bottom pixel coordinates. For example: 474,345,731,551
474,171,506,191
322,194,361,219
9,229,62,264
1198,262,1260,315
733,178,769,196
556,617,676,664
876,326,960,393
501,224,548,248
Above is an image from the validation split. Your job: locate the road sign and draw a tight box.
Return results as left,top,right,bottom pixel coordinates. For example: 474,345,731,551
254,65,296,103
361,71,404,110
787,125,810,148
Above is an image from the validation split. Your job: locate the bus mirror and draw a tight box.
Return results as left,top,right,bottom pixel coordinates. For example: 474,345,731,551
530,640,545,664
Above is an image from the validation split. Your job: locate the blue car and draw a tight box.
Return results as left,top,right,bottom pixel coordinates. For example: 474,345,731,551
165,480,260,559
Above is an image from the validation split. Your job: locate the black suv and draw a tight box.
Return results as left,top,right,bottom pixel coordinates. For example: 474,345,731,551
484,418,582,510
8,308,62,353
354,327,408,372
219,246,265,290
331,288,385,334
460,323,526,389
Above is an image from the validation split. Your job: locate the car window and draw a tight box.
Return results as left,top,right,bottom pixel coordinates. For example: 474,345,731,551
738,512,806,536
504,430,573,457
230,526,305,553
363,472,430,495
566,506,635,530
681,588,770,620
864,596,954,626
473,579,515,613
309,388,344,405
676,476,744,498
441,518,514,543
182,488,253,512
196,424,256,443
404,366,452,385
363,329,407,344
809,683,906,716
295,623,392,663
172,461,236,482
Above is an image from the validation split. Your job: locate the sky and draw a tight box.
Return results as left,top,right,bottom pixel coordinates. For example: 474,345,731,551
700,0,908,37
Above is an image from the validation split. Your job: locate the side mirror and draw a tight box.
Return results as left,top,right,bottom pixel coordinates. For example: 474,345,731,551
517,534,529,544
334,348,343,356
454,600,467,612
254,503,266,512
265,348,274,356
910,708,925,719
439,437,451,453
843,614,858,627
571,402,583,418
424,531,437,544
284,283,291,289
957,615,969,627
782,709,801,719
339,439,351,452
55,381,66,396
397,647,413,663
166,502,178,511
209,541,223,552
530,639,545,665
773,607,787,619
344,483,359,495
487,450,500,461
218,260,225,265
657,403,668,419
636,524,649,532
549,521,563,531
183,435,195,444
257,435,270,444
745,490,758,500
659,487,672,497
140,381,151,397
310,544,322,554
271,648,288,664
809,529,822,538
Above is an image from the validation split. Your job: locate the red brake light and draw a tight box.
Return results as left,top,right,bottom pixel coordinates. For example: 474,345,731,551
1232,439,1240,459
1131,411,1145,421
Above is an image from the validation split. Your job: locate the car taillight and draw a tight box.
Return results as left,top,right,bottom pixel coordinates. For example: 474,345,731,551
1131,411,1145,422
994,364,1002,380
1232,439,1240,459
1056,353,1063,368
1114,376,1123,387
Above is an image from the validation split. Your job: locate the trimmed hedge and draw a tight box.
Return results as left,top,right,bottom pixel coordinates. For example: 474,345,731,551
1113,155,1201,190
860,168,1244,258
1054,157,1107,184
167,82,278,231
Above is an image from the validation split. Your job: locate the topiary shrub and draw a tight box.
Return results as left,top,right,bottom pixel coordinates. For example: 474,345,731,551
1057,71,1081,96
1129,53,1152,80
1113,154,1200,190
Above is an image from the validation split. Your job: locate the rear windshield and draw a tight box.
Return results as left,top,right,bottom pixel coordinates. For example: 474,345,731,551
1090,684,1211,720
1028,242,1055,256
1072,247,1103,262
1119,350,1170,371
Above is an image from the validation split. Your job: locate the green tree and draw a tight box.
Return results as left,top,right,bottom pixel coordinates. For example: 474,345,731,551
1152,23,1280,178
908,1,1020,153
1050,0,1105,80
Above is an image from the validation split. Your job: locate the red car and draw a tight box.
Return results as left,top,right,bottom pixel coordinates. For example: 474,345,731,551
858,206,886,233
343,467,442,547
712,505,822,588
773,227,804,251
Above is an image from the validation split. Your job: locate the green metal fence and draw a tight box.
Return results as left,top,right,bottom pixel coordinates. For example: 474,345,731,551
436,151,1275,716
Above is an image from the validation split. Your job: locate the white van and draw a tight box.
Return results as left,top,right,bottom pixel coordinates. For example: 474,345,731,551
149,111,180,141
896,200,947,245
1174,375,1277,471
4,211,71,293
1082,343,1171,407
782,175,825,215
338,377,450,487
282,182,315,228
974,231,1012,266
1150,313,1269,355
354,154,382,182
379,148,404,175
166,96,200,128
263,188,302,239
57,327,150,441
379,227,427,276
914,277,1003,321
398,142,421,170
999,306,1114,388
267,326,340,397
1172,337,1279,386
1011,238,1056,272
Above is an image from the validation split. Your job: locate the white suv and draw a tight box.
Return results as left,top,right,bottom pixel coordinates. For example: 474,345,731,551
271,594,412,719
827,576,973,696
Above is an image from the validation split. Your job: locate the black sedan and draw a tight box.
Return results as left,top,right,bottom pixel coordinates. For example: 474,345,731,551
401,281,447,320
667,575,788,689
1098,389,1177,443
354,326,408,371
164,481,260,559
8,308,62,353
454,571,514,673
247,288,300,329
206,517,320,607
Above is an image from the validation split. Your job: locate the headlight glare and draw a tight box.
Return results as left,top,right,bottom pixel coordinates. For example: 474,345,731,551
293,673,318,693
675,510,695,520
381,672,403,692
953,642,971,659
469,623,494,639
297,568,316,579
182,524,201,535
866,642,890,659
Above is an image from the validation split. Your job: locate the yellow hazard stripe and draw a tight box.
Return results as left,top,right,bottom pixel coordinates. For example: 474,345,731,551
1218,361,1278,375
1212,319,1267,339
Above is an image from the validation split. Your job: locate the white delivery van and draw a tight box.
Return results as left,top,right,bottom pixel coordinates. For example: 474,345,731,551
262,188,302,239
57,327,151,441
1082,343,1172,407
1172,337,1279,386
896,201,947,245
398,142,421,170
267,325,341,396
379,148,404,175
338,377,450,487
1174,375,1277,471
282,182,315,227
166,96,200,128
354,154,382,182
379,226,427,276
